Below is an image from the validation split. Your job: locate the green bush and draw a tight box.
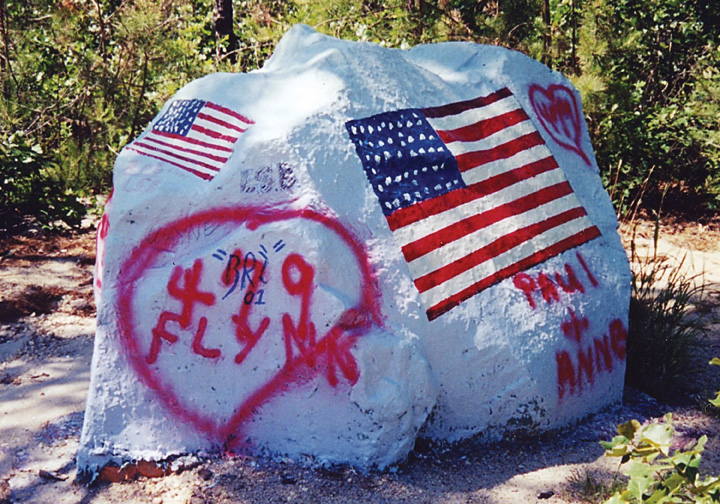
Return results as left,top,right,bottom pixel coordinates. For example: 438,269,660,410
570,0,720,215
601,414,720,503
0,134,85,232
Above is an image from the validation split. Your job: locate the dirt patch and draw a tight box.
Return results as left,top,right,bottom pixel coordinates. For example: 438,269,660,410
0,286,68,324
620,212,720,254
0,230,96,265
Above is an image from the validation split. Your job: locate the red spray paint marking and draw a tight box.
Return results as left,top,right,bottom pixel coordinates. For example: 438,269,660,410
555,351,576,398
192,316,221,359
116,206,382,446
225,254,364,451
609,318,627,359
554,263,584,294
509,250,625,401
147,259,216,364
561,308,589,344
513,252,596,309
529,84,591,165
231,252,271,365
537,273,560,304
513,273,537,308
576,251,598,287
281,253,318,368
94,188,114,290
222,249,243,287
556,318,627,400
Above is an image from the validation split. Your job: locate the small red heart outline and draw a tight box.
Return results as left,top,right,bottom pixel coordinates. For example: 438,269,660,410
529,84,591,165
115,206,382,450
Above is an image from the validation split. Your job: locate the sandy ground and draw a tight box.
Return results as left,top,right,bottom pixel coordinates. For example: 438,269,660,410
1,216,719,504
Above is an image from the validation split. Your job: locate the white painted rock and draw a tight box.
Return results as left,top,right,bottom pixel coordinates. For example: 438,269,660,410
78,25,631,473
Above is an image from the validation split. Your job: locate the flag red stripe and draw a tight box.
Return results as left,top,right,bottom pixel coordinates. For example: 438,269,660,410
145,136,228,163
401,181,574,262
456,131,545,172
414,207,591,293
152,130,234,153
197,112,247,133
422,87,512,118
386,155,559,231
470,154,559,197
425,226,602,320
133,141,221,172
204,101,255,125
191,124,238,143
436,108,530,144
127,147,214,181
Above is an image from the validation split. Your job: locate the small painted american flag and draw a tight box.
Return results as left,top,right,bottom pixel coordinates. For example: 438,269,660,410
346,87,601,320
128,99,253,181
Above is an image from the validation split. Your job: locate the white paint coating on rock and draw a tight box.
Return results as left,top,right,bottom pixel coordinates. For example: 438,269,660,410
78,25,631,472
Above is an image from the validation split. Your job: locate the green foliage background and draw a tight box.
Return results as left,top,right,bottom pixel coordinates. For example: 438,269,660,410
0,0,718,228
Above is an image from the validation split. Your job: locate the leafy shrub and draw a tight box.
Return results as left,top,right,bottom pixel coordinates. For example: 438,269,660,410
601,414,720,503
571,0,720,215
0,134,85,232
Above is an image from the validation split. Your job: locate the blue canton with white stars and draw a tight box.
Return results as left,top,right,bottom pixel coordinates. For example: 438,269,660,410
153,99,206,136
346,109,465,216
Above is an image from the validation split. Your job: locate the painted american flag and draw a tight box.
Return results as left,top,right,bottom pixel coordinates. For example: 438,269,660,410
346,87,601,320
128,99,253,181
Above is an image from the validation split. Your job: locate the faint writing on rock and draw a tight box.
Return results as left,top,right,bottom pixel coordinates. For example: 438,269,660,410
237,163,296,194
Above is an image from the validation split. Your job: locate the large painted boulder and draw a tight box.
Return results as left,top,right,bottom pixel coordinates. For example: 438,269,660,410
78,25,631,472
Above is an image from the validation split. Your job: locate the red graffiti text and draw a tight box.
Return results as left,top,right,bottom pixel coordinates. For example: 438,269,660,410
556,314,627,400
116,207,382,450
513,252,597,309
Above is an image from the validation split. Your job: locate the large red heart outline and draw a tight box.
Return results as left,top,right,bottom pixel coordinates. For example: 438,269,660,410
115,206,382,450
529,84,591,165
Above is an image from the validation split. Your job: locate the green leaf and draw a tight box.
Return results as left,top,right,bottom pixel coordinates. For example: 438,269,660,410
618,419,642,440
602,493,625,504
639,421,674,455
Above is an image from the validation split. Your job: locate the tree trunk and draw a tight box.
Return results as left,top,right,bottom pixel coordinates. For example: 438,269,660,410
0,0,15,98
214,0,237,64
570,0,578,74
541,0,551,67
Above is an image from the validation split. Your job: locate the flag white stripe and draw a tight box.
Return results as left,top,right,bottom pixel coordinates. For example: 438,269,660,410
128,144,219,176
440,119,538,156
186,124,239,146
406,192,583,278
392,167,568,245
200,105,253,129
419,215,597,309
144,135,229,166
140,135,226,169
192,114,244,137
144,132,232,155
425,94,522,131
462,145,553,186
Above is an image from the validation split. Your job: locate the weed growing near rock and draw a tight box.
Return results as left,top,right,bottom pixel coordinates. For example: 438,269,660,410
626,228,713,402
